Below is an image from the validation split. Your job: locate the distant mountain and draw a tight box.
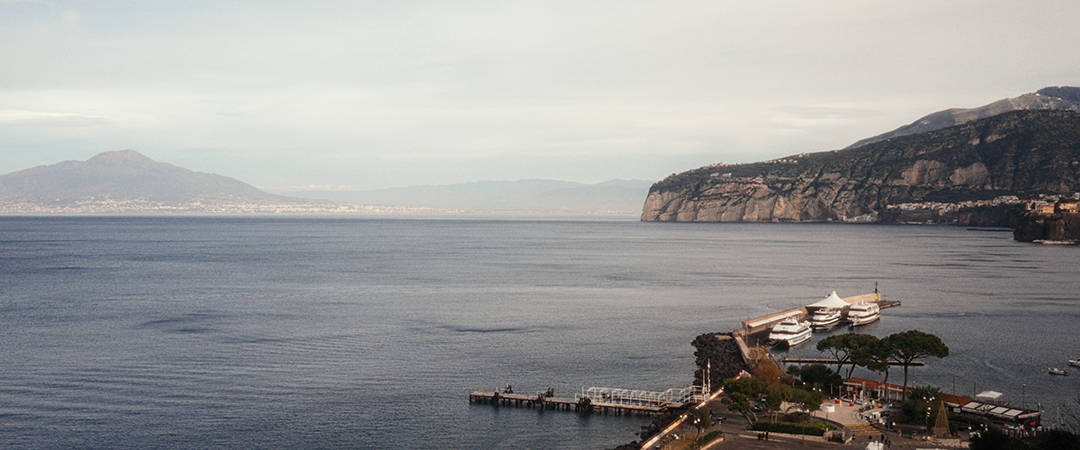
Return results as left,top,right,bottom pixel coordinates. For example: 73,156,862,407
0,150,383,214
847,86,1080,149
0,150,283,203
642,109,1080,222
0,150,650,214
278,179,654,213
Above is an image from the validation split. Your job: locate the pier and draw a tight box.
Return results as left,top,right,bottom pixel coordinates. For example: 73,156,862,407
781,357,924,366
469,391,584,411
469,385,706,415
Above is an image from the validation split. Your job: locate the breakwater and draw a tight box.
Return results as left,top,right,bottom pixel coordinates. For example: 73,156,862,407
730,292,896,374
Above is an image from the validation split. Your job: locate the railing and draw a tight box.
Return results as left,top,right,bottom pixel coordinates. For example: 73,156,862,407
581,386,705,408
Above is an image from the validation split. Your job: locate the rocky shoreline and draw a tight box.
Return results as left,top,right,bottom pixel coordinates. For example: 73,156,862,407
605,333,749,450
1014,211,1080,243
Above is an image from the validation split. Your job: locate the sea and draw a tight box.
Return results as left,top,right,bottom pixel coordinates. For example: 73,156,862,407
1,216,1078,449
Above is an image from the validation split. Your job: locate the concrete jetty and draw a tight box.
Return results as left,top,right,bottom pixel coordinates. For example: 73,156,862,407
739,292,895,335
732,292,896,374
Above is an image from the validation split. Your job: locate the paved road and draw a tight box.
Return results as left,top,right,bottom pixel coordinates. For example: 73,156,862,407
681,400,959,450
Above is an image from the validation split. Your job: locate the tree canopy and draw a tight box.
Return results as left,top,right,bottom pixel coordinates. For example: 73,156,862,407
724,377,762,397
721,377,762,419
816,333,880,379
851,337,895,397
764,385,825,413
798,363,843,396
687,406,712,436
886,330,949,397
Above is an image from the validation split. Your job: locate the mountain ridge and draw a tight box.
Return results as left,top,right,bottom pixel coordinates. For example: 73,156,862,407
0,149,290,205
0,150,648,214
641,109,1080,222
271,179,653,213
846,86,1080,149
0,150,411,214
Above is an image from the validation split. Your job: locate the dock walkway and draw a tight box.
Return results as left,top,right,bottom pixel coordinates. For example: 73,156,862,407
781,357,923,366
469,391,584,411
470,385,705,415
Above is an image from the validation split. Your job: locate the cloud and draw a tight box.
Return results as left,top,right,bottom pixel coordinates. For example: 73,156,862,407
0,109,108,126
1,1,1079,188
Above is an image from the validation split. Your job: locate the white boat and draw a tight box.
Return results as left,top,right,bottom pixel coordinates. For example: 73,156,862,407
809,308,842,330
1049,367,1068,376
767,317,812,348
1070,359,1080,368
1033,240,1078,245
847,302,880,327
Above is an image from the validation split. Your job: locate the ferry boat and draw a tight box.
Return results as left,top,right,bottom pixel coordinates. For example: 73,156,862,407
1049,367,1068,376
767,317,812,348
809,308,842,330
847,302,881,327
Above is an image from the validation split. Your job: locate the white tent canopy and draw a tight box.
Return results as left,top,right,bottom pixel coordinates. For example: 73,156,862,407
976,391,1004,403
807,291,849,309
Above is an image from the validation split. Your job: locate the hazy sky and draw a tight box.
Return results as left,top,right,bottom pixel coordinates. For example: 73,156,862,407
3,0,1079,191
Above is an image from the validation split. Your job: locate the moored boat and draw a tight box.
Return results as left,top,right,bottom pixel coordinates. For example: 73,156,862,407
847,302,880,327
810,308,842,330
1049,367,1068,376
768,317,812,348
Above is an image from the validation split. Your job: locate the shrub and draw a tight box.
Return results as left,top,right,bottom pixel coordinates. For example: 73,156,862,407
749,420,829,436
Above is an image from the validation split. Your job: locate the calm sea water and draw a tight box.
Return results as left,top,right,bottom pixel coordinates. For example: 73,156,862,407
1,216,1078,449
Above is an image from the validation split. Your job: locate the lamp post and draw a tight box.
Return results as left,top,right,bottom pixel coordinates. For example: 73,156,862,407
923,395,932,437
1022,384,1026,409
926,406,931,437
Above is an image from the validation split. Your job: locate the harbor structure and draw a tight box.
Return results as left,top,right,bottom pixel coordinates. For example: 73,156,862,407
739,292,895,335
468,385,706,415
470,290,896,420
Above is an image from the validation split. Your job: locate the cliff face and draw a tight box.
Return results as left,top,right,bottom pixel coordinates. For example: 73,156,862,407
1014,212,1080,242
642,110,1080,222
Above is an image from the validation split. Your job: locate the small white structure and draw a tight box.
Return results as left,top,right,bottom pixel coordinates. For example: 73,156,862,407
976,390,1004,404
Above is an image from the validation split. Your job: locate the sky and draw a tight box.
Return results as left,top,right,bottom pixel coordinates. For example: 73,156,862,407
2,0,1079,191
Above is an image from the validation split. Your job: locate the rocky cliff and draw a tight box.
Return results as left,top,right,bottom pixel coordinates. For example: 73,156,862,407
642,110,1080,222
1014,212,1080,242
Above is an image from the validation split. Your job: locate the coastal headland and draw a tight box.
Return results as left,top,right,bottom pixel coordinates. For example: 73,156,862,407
641,88,1080,228
605,292,1060,450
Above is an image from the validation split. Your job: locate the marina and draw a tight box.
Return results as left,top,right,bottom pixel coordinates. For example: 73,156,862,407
470,290,896,417
738,292,900,336
467,286,1063,447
